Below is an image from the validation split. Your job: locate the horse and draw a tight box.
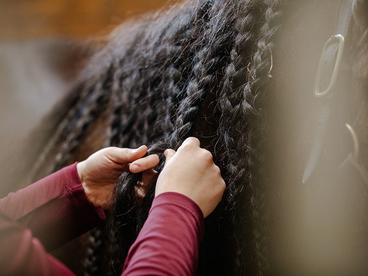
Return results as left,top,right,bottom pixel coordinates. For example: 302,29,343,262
29,0,368,275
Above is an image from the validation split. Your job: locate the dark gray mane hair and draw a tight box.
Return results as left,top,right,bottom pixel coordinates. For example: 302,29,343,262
41,0,281,275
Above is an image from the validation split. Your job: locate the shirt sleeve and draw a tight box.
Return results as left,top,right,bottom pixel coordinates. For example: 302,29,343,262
0,212,75,275
122,192,204,276
0,163,105,251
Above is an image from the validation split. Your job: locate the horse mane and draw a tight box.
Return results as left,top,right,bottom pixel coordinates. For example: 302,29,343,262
30,0,368,274
37,0,280,275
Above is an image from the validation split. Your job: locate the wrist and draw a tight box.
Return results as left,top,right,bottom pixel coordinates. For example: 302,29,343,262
76,161,91,200
76,161,86,183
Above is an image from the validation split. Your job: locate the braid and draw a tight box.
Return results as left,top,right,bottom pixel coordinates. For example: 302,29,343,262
214,0,280,274
151,2,215,147
53,66,114,170
107,3,217,273
215,0,261,272
83,228,104,276
245,0,280,274
217,0,260,209
29,83,84,179
167,0,237,148
104,18,156,148
222,0,281,273
105,59,128,147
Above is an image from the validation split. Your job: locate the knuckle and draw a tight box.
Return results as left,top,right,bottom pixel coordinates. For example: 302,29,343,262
181,140,200,153
216,176,226,188
104,147,118,159
185,137,200,146
181,143,192,152
188,136,200,143
201,149,213,162
110,146,122,152
182,141,192,148
216,182,226,195
103,147,114,154
221,180,226,190
213,165,221,174
164,149,175,158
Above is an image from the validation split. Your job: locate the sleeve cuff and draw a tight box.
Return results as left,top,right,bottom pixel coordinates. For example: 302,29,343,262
63,163,106,220
150,192,204,238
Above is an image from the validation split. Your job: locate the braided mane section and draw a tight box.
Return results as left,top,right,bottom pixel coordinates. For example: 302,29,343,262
38,1,282,275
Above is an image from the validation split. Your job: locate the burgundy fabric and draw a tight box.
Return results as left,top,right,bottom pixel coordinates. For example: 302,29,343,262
123,192,204,276
0,164,104,275
0,164,204,275
0,164,105,251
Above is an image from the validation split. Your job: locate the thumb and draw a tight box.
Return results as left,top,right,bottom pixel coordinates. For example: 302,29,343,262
164,149,176,162
106,145,148,164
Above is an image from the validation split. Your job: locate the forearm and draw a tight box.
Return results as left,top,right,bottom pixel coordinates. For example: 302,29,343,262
0,164,105,250
122,192,204,276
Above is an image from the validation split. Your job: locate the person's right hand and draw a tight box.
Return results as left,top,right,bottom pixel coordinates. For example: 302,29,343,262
155,137,226,218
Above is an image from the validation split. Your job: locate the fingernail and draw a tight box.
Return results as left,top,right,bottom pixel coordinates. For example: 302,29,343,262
132,146,141,152
137,145,147,151
130,163,140,171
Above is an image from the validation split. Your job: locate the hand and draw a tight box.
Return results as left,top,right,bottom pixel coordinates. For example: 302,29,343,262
77,146,159,209
155,137,226,217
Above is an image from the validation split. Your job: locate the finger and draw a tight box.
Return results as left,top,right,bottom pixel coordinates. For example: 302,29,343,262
129,154,160,173
164,149,176,162
107,145,148,164
181,137,200,148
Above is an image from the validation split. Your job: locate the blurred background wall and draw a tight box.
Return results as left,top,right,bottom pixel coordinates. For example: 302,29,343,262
0,0,177,40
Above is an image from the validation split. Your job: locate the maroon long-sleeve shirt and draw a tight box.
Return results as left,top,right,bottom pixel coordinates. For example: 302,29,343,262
0,164,204,275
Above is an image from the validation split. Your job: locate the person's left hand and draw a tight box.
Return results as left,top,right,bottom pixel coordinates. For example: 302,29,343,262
77,146,159,209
